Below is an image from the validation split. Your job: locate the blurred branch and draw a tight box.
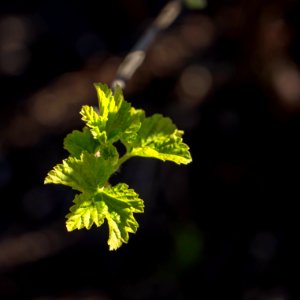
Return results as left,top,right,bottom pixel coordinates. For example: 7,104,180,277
111,0,183,91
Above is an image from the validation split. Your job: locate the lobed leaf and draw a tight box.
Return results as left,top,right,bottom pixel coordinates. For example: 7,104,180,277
64,127,98,158
66,183,144,250
44,151,114,192
81,84,144,145
130,114,192,164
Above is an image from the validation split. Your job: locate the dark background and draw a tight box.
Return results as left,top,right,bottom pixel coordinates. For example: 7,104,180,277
0,0,298,299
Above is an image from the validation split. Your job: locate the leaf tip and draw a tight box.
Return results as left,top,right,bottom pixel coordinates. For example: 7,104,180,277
108,239,124,251
44,173,53,184
66,224,74,232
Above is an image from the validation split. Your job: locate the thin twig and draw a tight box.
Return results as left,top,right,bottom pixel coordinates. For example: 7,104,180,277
111,0,183,91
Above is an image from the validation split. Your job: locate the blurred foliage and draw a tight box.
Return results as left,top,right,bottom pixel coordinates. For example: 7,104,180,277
184,0,207,10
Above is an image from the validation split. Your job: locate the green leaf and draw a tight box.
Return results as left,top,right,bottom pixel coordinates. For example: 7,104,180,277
63,126,118,163
44,151,114,192
64,127,99,158
121,108,145,148
130,114,192,164
66,183,144,250
94,82,114,123
65,192,106,230
96,83,137,143
44,82,192,250
99,142,119,164
80,105,107,142
81,83,144,145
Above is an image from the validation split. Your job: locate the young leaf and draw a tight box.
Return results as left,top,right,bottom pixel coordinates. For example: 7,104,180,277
66,183,144,250
130,114,192,164
98,142,119,164
64,127,99,158
121,108,145,148
65,192,106,230
80,105,107,142
96,83,133,142
81,83,144,145
45,82,192,250
44,151,115,193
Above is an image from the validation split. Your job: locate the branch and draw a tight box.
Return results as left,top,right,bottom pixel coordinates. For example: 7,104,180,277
111,0,183,91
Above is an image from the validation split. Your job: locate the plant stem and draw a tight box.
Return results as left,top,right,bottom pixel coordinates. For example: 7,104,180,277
114,152,133,172
111,0,182,91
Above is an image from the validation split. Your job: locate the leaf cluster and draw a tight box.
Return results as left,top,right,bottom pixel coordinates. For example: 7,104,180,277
45,83,192,250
